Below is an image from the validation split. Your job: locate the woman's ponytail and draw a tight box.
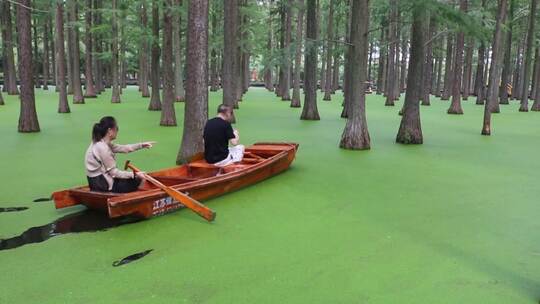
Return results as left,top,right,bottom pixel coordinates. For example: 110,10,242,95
92,116,117,142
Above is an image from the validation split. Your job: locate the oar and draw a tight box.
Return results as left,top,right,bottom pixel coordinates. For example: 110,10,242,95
124,161,216,222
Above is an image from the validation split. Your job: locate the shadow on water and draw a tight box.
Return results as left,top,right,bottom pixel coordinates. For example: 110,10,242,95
0,209,142,251
113,249,153,267
0,207,29,213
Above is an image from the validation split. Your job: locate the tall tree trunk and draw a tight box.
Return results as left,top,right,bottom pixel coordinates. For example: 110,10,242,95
32,17,40,89
319,45,326,93
56,2,70,113
120,7,127,90
448,0,467,114
264,1,274,92
512,38,525,100
531,48,540,101
482,0,508,134
341,0,353,118
376,26,386,95
332,52,340,93
385,0,398,106
111,0,121,103
42,17,51,90
400,33,408,92
70,0,84,103
16,0,40,132
367,42,373,83
1,1,18,95
160,0,177,125
178,0,209,164
291,0,304,107
300,0,320,120
148,0,162,110
281,0,292,100
421,17,434,106
462,38,473,100
499,0,513,105
173,0,185,101
50,20,56,88
139,1,150,97
84,0,96,97
210,48,220,91
435,54,443,96
223,0,238,117
475,41,486,104
323,0,334,101
67,3,74,95
519,0,537,111
441,33,454,100
396,4,427,144
340,0,370,149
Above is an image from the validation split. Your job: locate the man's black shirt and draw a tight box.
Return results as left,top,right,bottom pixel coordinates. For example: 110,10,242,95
203,117,235,163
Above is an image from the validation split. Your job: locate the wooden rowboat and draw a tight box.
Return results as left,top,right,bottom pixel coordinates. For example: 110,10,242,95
52,142,298,219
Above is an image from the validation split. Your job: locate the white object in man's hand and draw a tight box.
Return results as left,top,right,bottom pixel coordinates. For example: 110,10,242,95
233,129,239,137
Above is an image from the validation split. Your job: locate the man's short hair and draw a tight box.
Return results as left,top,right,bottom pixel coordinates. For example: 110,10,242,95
217,104,233,114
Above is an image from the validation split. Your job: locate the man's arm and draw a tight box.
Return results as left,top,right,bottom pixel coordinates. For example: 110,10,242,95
230,129,240,146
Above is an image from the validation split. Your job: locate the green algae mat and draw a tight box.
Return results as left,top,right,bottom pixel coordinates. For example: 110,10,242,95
1,87,540,303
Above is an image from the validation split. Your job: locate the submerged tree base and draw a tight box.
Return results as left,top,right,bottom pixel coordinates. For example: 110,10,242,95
447,106,464,114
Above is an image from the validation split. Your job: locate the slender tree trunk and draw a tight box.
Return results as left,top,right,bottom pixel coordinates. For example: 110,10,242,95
512,39,525,100
441,33,454,100
1,2,18,95
160,0,177,125
178,0,209,164
475,43,486,104
111,0,121,103
341,0,353,118
32,17,40,89
93,0,104,93
301,0,320,120
482,0,508,134
448,0,467,114
367,42,373,83
385,0,398,106
264,1,274,92
332,52,340,93
42,17,50,90
519,0,537,111
499,0,512,105
139,1,150,97
69,1,84,103
421,17,434,106
66,3,74,95
56,2,70,113
531,48,540,101
281,0,293,100
173,0,185,102
340,0,370,149
50,20,56,88
210,48,220,91
148,0,162,110
462,37,473,100
376,26,386,95
435,55,443,96
84,0,96,97
223,0,238,117
16,0,40,132
397,4,427,144
323,0,334,101
291,0,304,107
0,87,3,105
120,7,127,91
400,33,408,92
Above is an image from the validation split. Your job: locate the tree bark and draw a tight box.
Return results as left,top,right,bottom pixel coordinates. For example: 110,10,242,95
339,0,370,149
376,25,386,95
56,2,70,114
519,0,537,111
396,4,427,144
173,0,185,102
400,32,408,93
16,0,40,132
1,2,18,95
385,0,398,106
210,48,220,91
83,0,96,97
300,0,320,120
291,0,304,107
160,0,177,126
148,0,162,110
223,0,238,116
441,33,454,100
42,17,51,90
499,0,513,105
482,0,508,135
110,0,121,103
475,42,486,104
323,0,334,101
139,1,150,97
448,0,467,114
178,0,209,164
69,0,84,103
281,0,293,100
462,37,473,100
421,17,434,106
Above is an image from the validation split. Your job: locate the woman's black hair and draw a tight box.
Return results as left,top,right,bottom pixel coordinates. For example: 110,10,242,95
92,116,117,142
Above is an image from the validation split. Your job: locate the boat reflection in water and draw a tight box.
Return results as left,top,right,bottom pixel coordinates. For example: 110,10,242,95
0,209,141,251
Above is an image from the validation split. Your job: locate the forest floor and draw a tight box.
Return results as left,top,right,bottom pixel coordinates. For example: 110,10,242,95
0,87,539,303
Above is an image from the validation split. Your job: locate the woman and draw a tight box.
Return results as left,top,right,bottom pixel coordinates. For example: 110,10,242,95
85,116,154,193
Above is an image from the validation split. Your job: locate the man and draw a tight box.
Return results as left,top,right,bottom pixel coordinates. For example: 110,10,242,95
203,104,244,166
